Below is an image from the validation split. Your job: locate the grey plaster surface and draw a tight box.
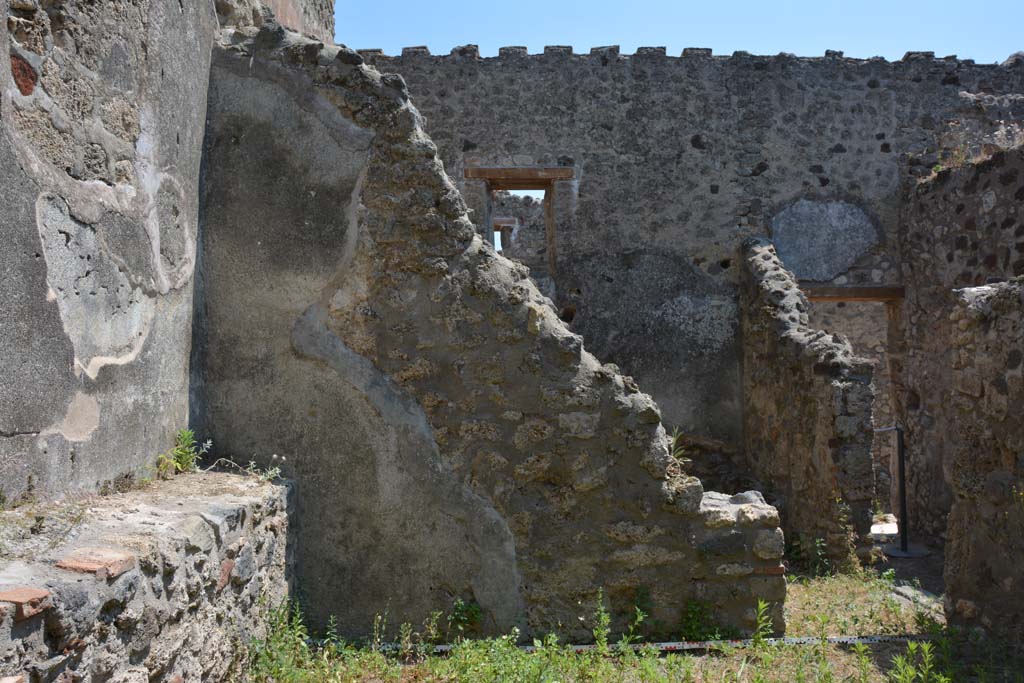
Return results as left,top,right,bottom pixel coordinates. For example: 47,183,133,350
772,199,881,281
0,0,217,504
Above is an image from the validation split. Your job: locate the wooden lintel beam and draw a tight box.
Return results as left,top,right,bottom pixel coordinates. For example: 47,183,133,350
802,285,905,302
489,180,556,191
465,167,575,185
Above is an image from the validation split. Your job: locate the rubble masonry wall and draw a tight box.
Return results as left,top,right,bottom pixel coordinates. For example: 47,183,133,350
195,23,787,640
0,473,291,683
741,238,875,564
944,278,1024,646
898,146,1024,540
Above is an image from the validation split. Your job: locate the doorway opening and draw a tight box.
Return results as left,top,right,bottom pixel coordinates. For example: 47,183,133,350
803,285,905,533
464,167,576,301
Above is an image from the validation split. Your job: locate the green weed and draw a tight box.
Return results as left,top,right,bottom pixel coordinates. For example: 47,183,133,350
157,428,210,479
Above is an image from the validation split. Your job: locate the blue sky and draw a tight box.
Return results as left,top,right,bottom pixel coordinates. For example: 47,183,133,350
335,0,1022,64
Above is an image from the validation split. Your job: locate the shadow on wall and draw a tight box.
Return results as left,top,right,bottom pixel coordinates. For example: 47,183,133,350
193,21,788,640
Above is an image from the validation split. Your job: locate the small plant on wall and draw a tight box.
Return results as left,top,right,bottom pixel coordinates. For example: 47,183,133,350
157,429,211,479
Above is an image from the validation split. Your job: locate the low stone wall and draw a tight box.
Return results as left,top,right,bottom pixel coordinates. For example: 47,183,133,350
944,278,1024,645
741,238,875,565
0,473,291,682
196,22,787,640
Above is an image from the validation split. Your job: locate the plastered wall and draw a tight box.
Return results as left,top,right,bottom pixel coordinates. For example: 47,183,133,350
1,0,217,504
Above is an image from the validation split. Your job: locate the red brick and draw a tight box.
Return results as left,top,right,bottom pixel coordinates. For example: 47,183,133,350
0,587,52,621
217,559,235,592
56,547,135,580
10,54,36,96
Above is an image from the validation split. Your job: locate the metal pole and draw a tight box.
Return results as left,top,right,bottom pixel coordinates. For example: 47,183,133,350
873,425,928,558
896,427,908,553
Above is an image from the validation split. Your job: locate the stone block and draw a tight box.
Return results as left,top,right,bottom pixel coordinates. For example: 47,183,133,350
737,504,780,528
56,547,135,580
181,516,217,554
232,543,256,585
635,47,666,58
749,576,787,602
0,587,52,621
753,528,785,559
698,530,747,558
450,45,479,59
557,412,599,439
664,476,704,514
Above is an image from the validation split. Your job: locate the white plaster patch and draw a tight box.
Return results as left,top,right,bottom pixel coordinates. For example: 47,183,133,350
42,392,100,442
136,107,195,294
35,193,155,379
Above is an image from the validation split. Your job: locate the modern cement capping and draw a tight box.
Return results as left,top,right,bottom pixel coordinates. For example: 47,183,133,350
740,238,876,565
0,473,292,682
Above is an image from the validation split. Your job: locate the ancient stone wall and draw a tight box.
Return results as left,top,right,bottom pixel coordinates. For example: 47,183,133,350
215,0,334,43
809,301,897,512
0,473,291,682
362,46,1024,445
943,279,1024,646
0,0,217,505
195,23,787,640
741,238,875,564
897,145,1024,541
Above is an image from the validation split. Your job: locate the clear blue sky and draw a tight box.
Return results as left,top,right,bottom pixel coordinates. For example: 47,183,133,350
335,0,1022,64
